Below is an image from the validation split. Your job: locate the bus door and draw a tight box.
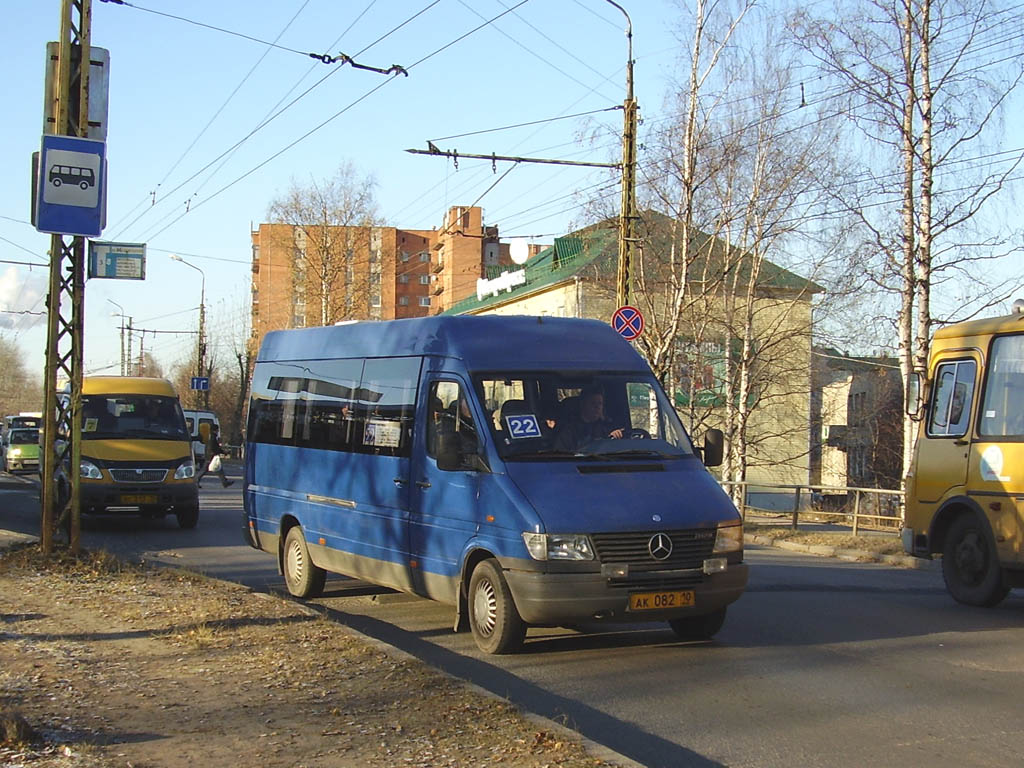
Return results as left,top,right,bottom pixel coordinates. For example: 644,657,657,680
408,375,485,600
915,355,979,505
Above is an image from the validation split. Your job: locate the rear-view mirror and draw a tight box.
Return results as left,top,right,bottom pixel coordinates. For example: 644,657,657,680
703,428,724,468
906,372,924,420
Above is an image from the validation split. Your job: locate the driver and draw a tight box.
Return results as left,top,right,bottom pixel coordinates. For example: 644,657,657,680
553,386,624,451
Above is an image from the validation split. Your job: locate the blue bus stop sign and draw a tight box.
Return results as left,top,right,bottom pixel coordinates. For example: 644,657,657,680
34,134,106,237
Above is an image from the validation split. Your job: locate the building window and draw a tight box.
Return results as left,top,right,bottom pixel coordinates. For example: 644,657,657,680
419,252,430,262
419,297,431,307
419,275,431,285
399,274,409,284
399,296,409,306
401,251,410,262
370,293,381,308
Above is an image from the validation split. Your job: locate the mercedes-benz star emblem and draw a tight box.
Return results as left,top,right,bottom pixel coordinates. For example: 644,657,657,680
648,533,672,561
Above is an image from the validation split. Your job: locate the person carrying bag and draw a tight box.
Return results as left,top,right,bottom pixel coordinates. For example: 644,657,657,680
196,424,233,488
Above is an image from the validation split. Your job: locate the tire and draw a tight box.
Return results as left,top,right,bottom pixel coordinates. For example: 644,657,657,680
468,559,525,654
176,504,199,529
79,181,89,190
668,607,727,641
52,178,62,187
283,526,326,598
942,513,1009,607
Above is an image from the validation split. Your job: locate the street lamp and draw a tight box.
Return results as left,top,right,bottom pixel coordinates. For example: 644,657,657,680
105,298,131,376
169,254,207,408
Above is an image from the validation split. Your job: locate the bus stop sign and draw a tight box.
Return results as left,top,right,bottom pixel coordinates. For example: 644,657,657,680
34,134,106,237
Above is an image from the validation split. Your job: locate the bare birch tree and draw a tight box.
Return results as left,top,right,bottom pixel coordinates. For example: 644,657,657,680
791,0,1024,482
267,162,381,327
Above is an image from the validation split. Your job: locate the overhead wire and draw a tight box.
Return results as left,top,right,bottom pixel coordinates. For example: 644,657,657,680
141,0,535,244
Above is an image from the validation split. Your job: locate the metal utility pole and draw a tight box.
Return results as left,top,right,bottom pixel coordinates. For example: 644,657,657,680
40,0,92,554
107,298,126,375
170,254,207,408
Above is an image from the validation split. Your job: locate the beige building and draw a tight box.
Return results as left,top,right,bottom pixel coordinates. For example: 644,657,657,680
443,213,822,487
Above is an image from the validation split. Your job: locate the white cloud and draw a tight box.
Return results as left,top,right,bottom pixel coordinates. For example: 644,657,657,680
0,266,47,330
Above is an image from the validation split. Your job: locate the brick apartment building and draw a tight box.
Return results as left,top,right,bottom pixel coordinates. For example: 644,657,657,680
249,205,525,350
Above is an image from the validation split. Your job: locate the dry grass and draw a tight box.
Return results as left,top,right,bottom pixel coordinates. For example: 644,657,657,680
744,522,905,555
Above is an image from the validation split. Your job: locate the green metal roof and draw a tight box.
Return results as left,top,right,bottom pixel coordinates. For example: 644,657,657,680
444,211,822,315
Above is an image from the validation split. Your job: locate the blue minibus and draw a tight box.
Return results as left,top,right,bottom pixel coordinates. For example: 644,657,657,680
244,316,747,653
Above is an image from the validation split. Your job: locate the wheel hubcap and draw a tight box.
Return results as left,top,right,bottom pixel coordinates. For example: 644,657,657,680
473,578,497,637
286,539,304,583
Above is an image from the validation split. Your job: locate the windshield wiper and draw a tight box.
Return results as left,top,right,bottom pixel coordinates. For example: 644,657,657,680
506,449,581,460
586,448,681,459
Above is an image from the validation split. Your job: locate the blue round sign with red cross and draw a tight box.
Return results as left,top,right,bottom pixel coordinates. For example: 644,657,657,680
611,305,644,341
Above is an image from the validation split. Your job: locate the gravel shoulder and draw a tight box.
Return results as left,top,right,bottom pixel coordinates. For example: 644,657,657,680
0,544,620,768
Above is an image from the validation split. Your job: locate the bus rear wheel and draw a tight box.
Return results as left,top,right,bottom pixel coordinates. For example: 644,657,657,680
468,559,524,654
942,513,1009,607
283,526,325,598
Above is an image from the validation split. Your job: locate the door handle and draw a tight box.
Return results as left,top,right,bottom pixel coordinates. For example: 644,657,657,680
415,480,431,489
393,477,406,487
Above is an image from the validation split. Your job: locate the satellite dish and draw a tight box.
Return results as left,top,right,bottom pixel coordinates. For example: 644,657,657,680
509,238,529,265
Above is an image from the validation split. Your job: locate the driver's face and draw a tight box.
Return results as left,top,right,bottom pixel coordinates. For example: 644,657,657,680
581,394,604,423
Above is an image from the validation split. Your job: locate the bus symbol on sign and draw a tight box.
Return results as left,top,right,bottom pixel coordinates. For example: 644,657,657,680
611,305,644,341
49,164,96,190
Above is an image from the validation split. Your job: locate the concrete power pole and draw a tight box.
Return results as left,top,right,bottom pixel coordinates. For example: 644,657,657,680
608,0,638,309
40,0,92,554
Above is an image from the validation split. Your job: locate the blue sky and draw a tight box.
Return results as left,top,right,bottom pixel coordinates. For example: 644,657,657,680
2,1,1021,382
2,0,685,377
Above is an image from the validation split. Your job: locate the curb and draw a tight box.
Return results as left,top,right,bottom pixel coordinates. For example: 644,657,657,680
747,532,937,570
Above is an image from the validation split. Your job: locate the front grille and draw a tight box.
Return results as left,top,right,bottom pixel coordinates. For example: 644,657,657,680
591,529,716,571
109,468,168,483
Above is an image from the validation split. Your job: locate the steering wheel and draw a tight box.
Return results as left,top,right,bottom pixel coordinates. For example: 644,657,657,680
628,428,651,440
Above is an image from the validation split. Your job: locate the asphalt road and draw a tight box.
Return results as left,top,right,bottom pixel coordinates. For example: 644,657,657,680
3,470,1024,767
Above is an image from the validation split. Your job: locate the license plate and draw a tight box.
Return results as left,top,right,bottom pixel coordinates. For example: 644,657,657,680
628,590,695,611
120,494,157,505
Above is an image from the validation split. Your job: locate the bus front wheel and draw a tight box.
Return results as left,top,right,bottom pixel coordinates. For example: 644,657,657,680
942,513,1009,607
283,526,325,598
468,559,524,654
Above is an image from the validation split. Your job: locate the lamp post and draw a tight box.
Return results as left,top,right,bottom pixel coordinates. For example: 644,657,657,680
603,0,637,308
170,255,207,408
106,299,128,376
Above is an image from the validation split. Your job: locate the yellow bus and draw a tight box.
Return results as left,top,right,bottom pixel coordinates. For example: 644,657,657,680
903,301,1024,605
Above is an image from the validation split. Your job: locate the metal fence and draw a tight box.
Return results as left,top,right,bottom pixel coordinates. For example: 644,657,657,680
718,481,904,535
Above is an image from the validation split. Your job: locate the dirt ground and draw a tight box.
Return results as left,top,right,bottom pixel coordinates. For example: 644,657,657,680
743,522,905,555
0,545,618,768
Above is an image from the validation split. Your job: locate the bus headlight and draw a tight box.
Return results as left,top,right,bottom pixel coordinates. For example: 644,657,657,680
9,448,21,457
522,532,595,561
713,523,743,553
80,460,103,479
174,460,196,480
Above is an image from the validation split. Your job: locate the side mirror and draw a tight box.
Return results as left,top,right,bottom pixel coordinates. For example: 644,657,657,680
703,428,724,468
905,372,924,420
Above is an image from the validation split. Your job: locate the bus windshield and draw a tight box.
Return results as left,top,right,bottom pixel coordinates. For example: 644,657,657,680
80,394,188,441
475,371,694,460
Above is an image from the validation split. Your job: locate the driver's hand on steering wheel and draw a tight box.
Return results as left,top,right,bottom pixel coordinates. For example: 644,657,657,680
608,428,624,439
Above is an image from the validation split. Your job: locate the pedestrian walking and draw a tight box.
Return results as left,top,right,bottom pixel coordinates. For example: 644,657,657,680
196,423,233,488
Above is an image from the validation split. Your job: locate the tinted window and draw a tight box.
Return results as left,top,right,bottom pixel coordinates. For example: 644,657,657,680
248,356,420,458
355,358,420,458
980,334,1024,438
